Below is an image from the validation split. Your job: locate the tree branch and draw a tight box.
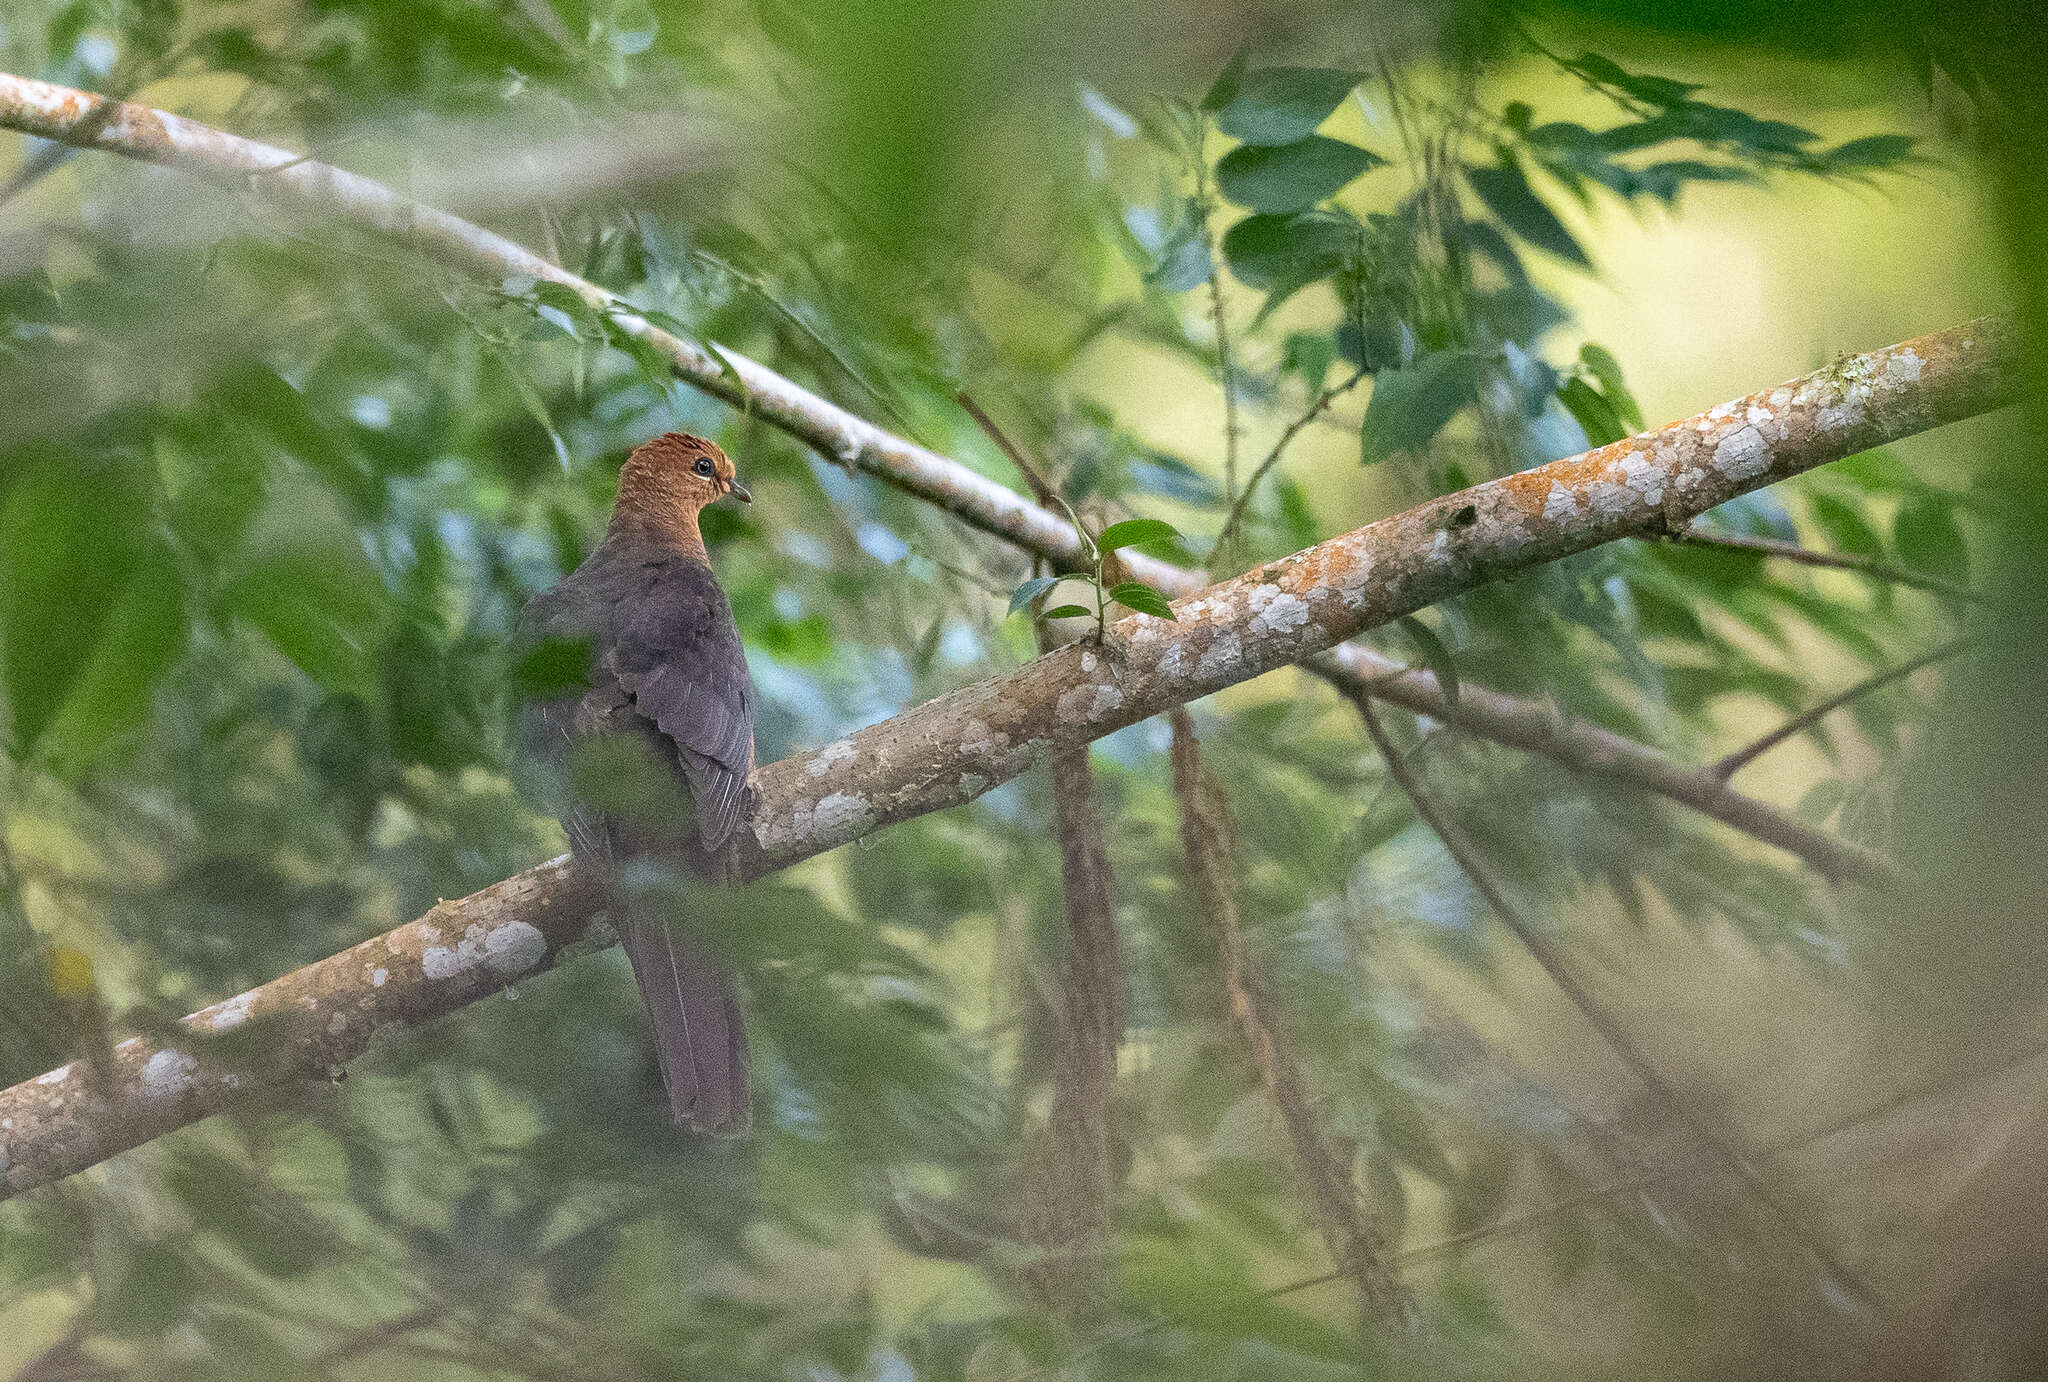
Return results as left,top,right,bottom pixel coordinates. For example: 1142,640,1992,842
0,72,1942,882
1320,643,1899,885
0,309,2018,1200
1662,526,1984,604
1711,635,1975,781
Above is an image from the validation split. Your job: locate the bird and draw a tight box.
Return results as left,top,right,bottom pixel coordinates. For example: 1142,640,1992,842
517,431,757,1133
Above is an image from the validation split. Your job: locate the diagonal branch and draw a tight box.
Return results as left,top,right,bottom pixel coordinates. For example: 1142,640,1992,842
1351,694,1879,1313
1711,635,1976,781
1663,526,1984,604
0,312,2015,1199
0,72,1905,883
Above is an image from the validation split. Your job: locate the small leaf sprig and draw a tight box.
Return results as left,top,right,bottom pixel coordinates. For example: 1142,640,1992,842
1008,511,1181,644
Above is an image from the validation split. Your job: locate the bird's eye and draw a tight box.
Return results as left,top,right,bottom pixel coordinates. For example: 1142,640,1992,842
693,457,714,476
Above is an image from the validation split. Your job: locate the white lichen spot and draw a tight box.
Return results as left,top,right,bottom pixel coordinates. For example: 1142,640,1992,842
958,719,1004,761
140,1048,197,1100
422,941,478,981
1585,480,1632,516
1197,631,1243,680
1616,453,1664,507
1886,348,1924,384
209,991,254,1032
418,923,440,942
1817,400,1866,433
1057,683,1125,722
1543,483,1581,522
371,967,388,987
806,738,856,777
1711,425,1770,482
1770,388,1793,408
1080,650,1097,673
37,1065,71,1086
484,920,547,976
1246,585,1311,638
810,792,872,840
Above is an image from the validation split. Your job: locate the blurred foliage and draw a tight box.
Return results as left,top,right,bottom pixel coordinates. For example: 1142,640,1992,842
0,0,2032,1378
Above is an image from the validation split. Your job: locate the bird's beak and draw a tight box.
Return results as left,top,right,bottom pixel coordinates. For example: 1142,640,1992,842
726,479,752,504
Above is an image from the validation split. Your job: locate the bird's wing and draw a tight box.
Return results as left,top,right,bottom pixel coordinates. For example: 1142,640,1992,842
605,560,757,850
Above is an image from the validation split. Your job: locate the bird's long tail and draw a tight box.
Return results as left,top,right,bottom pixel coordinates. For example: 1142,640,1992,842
618,908,750,1134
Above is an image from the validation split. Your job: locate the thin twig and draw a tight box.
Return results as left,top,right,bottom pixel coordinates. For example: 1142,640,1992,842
1663,526,1983,603
957,391,1061,510
1212,366,1368,559
1190,128,1241,517
1350,693,1883,1316
1264,1028,2048,1299
1712,635,1975,782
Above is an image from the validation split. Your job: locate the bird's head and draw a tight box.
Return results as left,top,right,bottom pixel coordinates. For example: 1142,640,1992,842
608,432,751,549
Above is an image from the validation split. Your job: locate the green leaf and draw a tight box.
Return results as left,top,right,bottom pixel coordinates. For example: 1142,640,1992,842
1819,133,1915,171
1557,376,1626,447
1097,517,1180,551
1466,161,1589,267
1213,67,1364,145
1893,498,1969,583
1216,136,1383,213
1108,581,1176,618
1360,351,1482,462
36,541,186,776
1007,575,1062,616
1220,209,1356,293
1,456,149,757
1201,47,1249,112
1560,52,1703,109
1144,223,1214,294
1578,342,1644,429
1397,615,1459,703
1042,603,1094,620
220,479,391,697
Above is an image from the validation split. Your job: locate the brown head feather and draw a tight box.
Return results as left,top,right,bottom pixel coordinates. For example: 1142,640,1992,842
605,433,748,554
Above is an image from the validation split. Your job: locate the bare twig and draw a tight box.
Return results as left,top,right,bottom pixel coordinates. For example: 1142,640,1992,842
1712,635,1975,781
1663,526,1983,603
1260,1029,2048,1300
1351,693,1881,1314
957,391,1062,510
1169,709,1410,1324
1213,366,1368,559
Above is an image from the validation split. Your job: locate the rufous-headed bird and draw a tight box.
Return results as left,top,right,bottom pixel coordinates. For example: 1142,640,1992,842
519,432,756,1133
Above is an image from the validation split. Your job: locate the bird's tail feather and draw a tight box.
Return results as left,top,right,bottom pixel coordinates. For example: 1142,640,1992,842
619,908,750,1134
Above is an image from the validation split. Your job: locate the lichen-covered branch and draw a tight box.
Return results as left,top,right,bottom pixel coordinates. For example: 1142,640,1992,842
1169,710,1409,1322
0,72,1933,879
0,314,2018,1200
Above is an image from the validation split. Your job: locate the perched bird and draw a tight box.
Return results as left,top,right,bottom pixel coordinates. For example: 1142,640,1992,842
518,432,757,1133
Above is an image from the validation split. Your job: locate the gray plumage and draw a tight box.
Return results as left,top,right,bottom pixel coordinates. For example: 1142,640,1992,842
517,432,757,1134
